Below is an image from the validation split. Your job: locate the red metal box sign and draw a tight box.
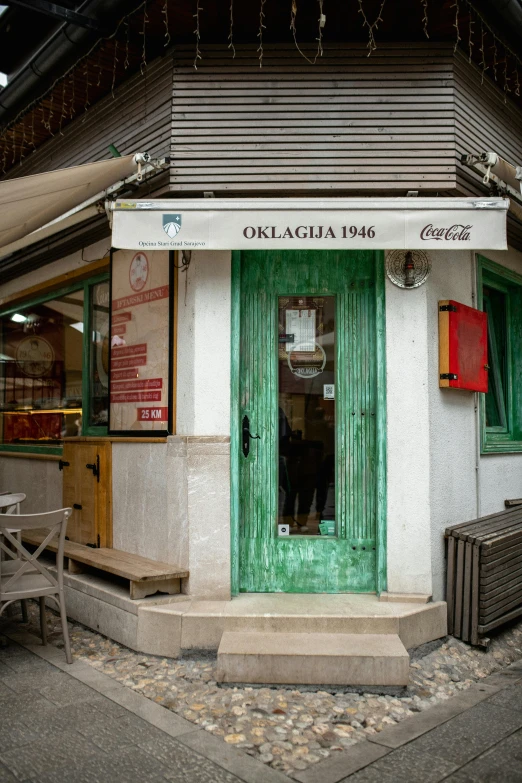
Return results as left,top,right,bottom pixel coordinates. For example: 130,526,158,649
438,300,488,392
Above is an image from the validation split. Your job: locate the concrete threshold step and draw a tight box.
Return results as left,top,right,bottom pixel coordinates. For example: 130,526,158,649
216,631,409,687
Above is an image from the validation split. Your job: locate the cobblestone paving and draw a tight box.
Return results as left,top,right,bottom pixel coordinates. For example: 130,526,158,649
9,605,522,778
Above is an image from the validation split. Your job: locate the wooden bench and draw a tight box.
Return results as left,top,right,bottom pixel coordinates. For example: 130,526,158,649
22,530,189,599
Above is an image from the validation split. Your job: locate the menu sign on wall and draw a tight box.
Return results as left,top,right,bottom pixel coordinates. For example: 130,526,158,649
109,250,171,434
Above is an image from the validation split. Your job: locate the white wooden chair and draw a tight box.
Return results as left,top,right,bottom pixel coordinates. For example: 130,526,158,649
0,508,73,663
0,493,28,621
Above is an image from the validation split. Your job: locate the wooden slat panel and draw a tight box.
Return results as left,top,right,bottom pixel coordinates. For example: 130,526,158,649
446,536,456,635
171,43,456,194
447,507,522,539
484,530,522,554
461,542,472,642
470,544,480,646
447,506,522,643
480,593,522,623
479,605,522,633
480,580,522,610
8,57,173,179
481,563,522,589
454,539,465,638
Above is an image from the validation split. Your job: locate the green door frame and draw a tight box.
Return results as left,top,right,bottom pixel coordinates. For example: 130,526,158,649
230,249,387,595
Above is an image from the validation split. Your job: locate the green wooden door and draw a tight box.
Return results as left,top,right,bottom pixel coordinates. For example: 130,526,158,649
237,249,381,593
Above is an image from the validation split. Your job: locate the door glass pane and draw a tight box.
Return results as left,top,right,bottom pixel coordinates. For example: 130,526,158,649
87,282,110,428
278,296,336,536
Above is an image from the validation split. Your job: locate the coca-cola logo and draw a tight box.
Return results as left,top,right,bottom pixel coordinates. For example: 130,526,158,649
420,224,472,241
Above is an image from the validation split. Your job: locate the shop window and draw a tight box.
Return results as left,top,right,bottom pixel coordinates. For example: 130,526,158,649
479,256,522,453
0,276,109,452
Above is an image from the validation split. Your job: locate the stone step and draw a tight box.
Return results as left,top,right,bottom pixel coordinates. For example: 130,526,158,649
177,597,447,651
216,631,410,686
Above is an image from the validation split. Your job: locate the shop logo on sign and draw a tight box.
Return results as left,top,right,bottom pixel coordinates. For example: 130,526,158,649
162,214,182,238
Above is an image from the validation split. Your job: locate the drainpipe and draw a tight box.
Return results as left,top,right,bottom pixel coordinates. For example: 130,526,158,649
471,252,482,518
0,0,140,127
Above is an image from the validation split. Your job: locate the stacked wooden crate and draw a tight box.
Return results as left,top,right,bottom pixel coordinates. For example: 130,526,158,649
445,505,522,646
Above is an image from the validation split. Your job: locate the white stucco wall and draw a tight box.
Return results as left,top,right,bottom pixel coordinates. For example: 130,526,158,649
425,250,477,601
385,276,433,595
475,247,522,518
176,250,232,437
422,245,522,601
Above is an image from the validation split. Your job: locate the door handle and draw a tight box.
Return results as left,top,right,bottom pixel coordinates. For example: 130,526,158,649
86,454,100,482
58,460,70,471
242,415,260,458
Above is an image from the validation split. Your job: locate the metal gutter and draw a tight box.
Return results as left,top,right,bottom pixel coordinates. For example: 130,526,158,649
0,0,140,127
470,0,522,51
110,196,509,212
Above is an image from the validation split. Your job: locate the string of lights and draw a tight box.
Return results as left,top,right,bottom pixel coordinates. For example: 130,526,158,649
228,0,235,57
290,0,323,65
1,0,522,173
194,0,202,69
421,0,429,38
0,0,150,161
162,0,171,46
358,0,387,55
257,0,267,68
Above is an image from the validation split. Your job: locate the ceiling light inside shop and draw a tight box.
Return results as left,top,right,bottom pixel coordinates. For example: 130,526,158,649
10,313,27,323
70,322,84,333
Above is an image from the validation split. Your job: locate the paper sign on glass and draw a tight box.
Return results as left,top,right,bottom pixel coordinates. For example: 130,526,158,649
286,310,316,352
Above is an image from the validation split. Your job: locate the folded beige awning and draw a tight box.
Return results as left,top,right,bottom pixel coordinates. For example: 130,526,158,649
0,154,141,250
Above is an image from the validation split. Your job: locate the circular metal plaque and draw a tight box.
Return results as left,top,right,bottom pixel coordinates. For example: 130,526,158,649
386,250,431,289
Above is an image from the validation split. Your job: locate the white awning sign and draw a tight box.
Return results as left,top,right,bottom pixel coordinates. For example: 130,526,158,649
111,197,508,251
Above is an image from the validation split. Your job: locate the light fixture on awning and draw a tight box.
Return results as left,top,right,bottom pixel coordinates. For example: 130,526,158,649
461,152,522,223
109,197,508,251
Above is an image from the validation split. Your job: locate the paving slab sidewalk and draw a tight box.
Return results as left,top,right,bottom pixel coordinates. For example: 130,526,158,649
0,629,289,783
293,660,522,783
2,627,522,783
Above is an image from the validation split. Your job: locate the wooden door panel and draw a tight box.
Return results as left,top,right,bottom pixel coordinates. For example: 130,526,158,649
62,441,111,548
238,250,378,593
96,443,112,548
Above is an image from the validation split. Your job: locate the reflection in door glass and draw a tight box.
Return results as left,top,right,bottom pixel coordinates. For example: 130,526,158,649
278,296,336,536
88,282,110,428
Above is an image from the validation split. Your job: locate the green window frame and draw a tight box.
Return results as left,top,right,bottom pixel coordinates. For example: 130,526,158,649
0,272,109,455
478,255,522,453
